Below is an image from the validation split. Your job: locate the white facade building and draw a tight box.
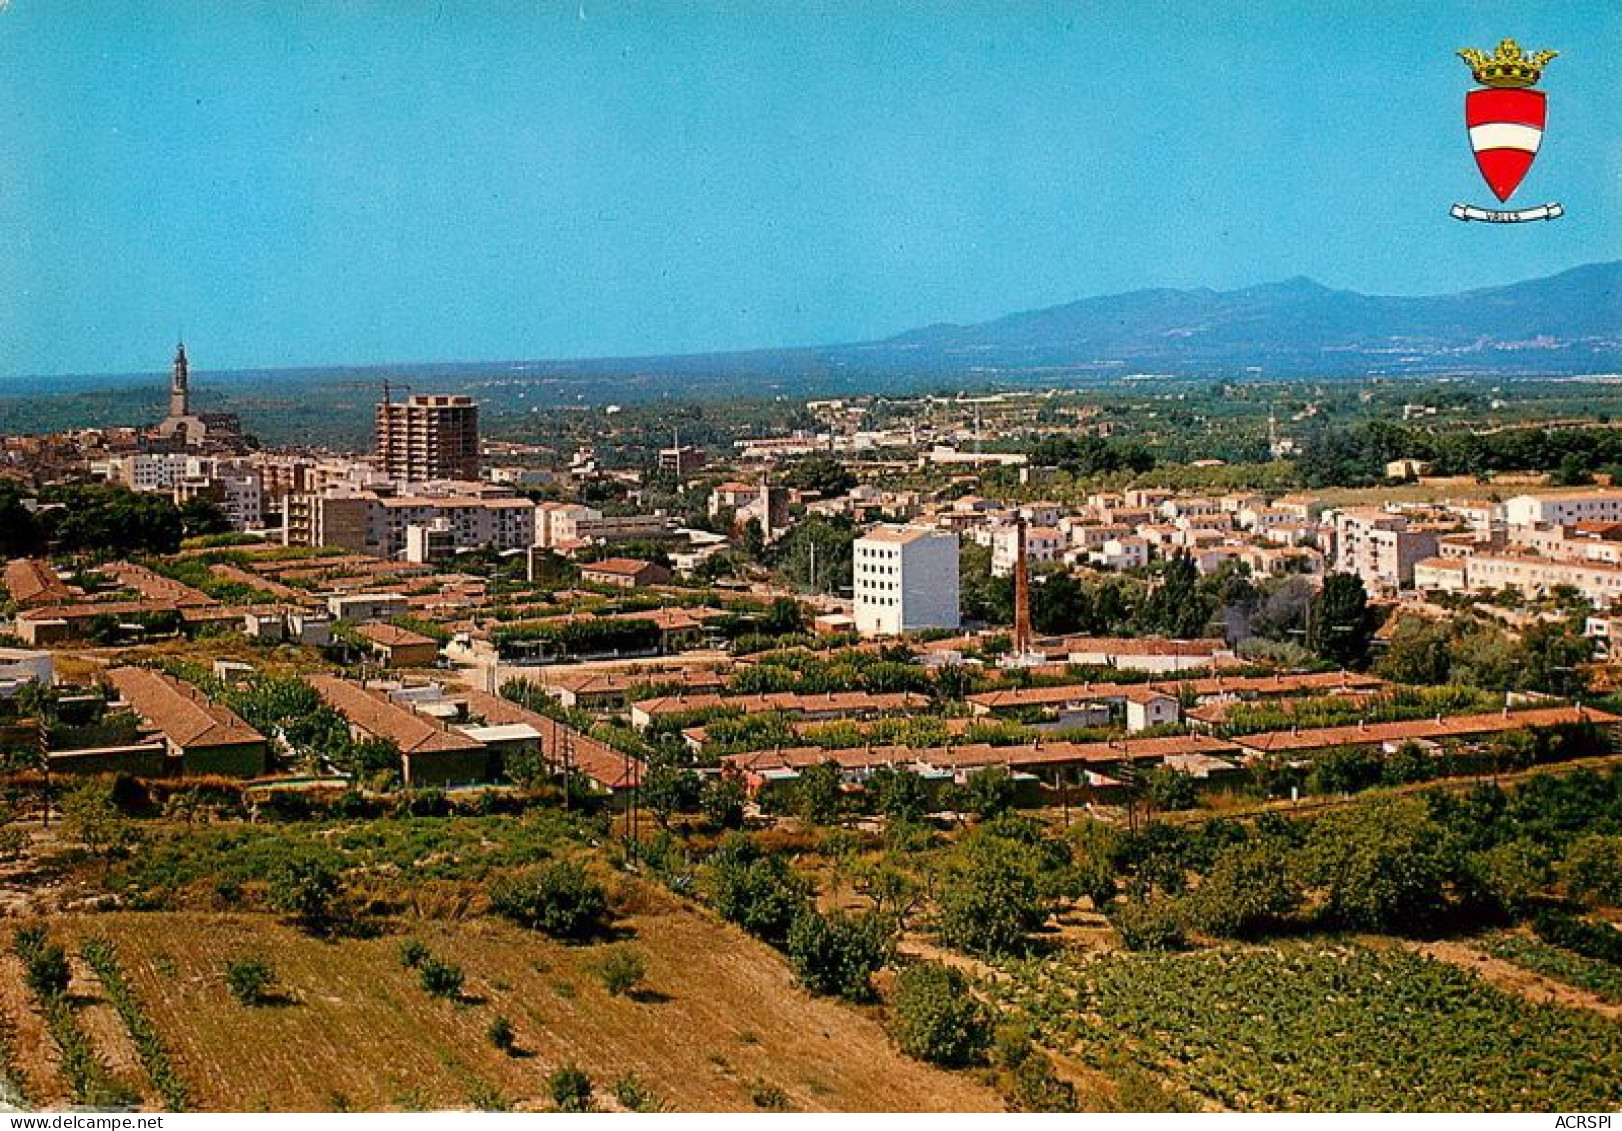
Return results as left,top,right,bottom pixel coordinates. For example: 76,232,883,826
853,525,960,637
1505,491,1622,529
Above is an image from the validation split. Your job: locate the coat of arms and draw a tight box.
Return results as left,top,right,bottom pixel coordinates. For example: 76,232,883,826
1452,39,1563,222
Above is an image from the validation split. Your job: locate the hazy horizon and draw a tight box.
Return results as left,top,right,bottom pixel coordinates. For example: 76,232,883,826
3,2,1617,379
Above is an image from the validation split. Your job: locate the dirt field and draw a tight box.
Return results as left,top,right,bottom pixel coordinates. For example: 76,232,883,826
11,892,1002,1113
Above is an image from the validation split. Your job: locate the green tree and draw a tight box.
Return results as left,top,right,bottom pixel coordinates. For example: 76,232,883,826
1309,572,1374,668
780,456,856,497
488,860,610,939
793,760,844,824
785,909,891,1002
701,773,747,830
1182,838,1303,938
936,827,1052,956
704,834,811,947
951,765,1017,820
1305,796,1450,932
887,962,991,1068
871,766,930,823
641,752,702,828
1143,766,1198,812
178,496,233,538
1031,570,1092,635
61,777,132,862
267,853,343,931
0,484,43,557
1561,834,1622,906
1136,551,1215,639
1519,620,1592,697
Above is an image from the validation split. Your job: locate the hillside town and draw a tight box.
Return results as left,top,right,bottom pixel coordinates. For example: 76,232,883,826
3,352,1620,812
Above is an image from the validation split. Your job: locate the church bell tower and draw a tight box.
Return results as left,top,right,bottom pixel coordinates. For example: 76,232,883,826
169,341,190,418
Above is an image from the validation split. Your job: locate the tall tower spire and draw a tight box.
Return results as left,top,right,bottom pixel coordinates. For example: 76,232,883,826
169,341,190,418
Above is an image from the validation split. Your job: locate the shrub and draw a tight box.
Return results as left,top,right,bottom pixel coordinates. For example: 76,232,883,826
594,946,648,998
704,834,811,947
610,1073,663,1113
398,938,430,969
1562,834,1622,906
418,956,464,1000
225,957,275,1006
786,909,891,1002
1109,893,1187,951
486,1015,515,1053
489,860,609,939
936,827,1051,956
1143,766,1199,812
1532,908,1622,967
1305,796,1450,933
887,961,991,1068
548,1063,594,1112
24,938,71,999
267,853,343,930
1181,839,1302,938
749,1080,792,1111
993,1024,1077,1112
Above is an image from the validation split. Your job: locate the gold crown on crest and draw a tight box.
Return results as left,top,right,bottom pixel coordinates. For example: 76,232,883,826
1459,38,1557,88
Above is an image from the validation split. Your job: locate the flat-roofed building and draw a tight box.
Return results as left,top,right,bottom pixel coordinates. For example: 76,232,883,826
376,394,479,482
853,524,959,637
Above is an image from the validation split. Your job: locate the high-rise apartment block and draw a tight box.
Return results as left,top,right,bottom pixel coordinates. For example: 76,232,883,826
853,525,960,637
375,394,480,482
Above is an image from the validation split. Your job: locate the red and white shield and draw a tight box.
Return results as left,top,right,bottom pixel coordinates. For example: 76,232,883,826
1465,87,1546,203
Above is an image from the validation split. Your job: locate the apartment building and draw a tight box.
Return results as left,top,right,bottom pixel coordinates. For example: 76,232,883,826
375,394,480,482
1505,490,1622,529
1332,508,1440,591
853,525,960,637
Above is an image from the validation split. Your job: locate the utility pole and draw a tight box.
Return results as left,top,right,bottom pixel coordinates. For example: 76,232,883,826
37,712,49,829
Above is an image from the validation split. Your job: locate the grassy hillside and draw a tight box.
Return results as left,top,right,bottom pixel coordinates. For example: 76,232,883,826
24,898,1000,1113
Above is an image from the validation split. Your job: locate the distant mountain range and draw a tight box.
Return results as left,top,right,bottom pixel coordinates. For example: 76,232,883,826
5,263,1620,411
844,260,1622,378
430,260,1622,391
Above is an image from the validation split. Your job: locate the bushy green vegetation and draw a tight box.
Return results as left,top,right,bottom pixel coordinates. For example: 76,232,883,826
592,946,648,998
492,617,662,659
225,957,276,1006
105,811,583,909
13,926,138,1108
785,910,890,1002
887,961,992,1069
995,943,1622,1111
487,859,610,939
704,834,811,947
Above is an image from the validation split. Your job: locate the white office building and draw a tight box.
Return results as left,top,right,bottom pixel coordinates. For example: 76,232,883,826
853,525,960,637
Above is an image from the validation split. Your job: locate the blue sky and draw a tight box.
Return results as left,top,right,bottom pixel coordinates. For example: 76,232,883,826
1,1,1617,378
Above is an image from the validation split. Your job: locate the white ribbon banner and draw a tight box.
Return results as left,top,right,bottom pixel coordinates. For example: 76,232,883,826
1451,201,1564,223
